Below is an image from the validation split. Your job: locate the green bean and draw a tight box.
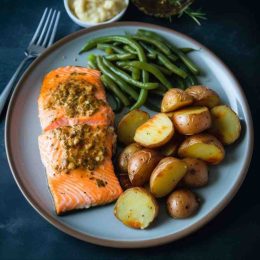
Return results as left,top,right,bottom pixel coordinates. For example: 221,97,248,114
179,47,197,54
112,42,121,46
101,75,130,106
178,63,199,87
157,53,187,78
136,29,200,75
123,45,137,54
147,53,157,59
80,35,146,60
170,46,200,75
139,42,157,55
80,35,149,85
132,67,141,81
105,53,137,61
150,63,172,76
88,60,97,69
96,56,139,100
114,96,124,113
103,58,159,90
116,61,134,67
128,61,172,89
105,90,123,112
97,43,125,54
130,89,148,110
139,42,187,78
168,53,178,61
137,29,165,42
132,35,171,55
121,47,141,80
87,54,97,69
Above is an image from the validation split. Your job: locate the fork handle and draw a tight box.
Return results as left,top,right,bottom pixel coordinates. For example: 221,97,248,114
0,56,33,116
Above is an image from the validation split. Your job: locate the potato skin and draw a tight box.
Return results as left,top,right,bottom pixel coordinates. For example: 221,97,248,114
181,158,208,188
118,143,142,172
185,85,220,108
209,105,241,145
134,113,174,148
150,157,188,198
118,110,150,145
172,106,212,135
114,187,159,229
178,134,225,165
118,173,133,190
167,189,200,218
128,149,162,186
161,88,193,112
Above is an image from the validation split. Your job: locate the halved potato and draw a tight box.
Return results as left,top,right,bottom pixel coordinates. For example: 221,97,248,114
181,158,208,188
118,110,150,145
159,134,184,156
185,85,220,108
167,189,200,219
172,106,212,135
150,157,188,198
161,88,193,112
128,149,162,186
118,143,142,172
209,105,241,145
178,134,225,165
134,113,174,148
114,187,159,229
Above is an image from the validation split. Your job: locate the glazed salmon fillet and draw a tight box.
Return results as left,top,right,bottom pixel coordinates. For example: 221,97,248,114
38,66,114,131
38,66,122,215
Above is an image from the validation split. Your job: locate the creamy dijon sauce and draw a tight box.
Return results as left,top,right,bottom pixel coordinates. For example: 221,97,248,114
70,0,126,23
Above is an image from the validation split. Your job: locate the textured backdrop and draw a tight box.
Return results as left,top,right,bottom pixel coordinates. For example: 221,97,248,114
0,0,259,259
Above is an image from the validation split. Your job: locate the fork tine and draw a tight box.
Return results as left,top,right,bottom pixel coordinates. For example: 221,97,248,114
47,11,60,47
42,10,57,47
29,8,48,45
36,8,53,45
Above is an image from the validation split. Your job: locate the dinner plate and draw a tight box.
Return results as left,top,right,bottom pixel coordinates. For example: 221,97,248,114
5,22,253,248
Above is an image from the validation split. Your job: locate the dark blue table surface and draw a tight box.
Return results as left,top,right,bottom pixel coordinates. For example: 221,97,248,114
0,0,259,259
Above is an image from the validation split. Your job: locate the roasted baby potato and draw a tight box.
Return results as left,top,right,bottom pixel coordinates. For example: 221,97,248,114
150,157,188,198
159,134,184,156
134,113,174,148
118,110,150,145
161,88,193,112
178,134,225,164
114,187,159,229
209,105,241,145
167,189,200,219
118,172,133,190
118,143,142,172
128,149,162,186
172,106,212,135
181,158,208,188
185,85,220,108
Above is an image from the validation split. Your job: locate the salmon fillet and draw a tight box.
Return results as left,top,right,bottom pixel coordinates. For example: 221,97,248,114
38,66,122,215
38,66,114,131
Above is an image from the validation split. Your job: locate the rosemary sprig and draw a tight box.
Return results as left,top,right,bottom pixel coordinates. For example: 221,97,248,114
180,7,207,26
168,0,207,25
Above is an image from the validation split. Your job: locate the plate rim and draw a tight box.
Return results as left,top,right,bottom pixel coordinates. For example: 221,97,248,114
5,21,254,248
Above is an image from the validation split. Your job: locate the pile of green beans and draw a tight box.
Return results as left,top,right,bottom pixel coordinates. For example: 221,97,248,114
80,30,201,112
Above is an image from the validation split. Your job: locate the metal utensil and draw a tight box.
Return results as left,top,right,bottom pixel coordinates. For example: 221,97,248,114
0,8,60,115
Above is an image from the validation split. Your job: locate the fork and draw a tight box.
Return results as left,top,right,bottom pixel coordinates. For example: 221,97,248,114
0,8,60,115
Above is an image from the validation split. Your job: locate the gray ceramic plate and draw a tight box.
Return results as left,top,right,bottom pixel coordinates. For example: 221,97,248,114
5,22,253,248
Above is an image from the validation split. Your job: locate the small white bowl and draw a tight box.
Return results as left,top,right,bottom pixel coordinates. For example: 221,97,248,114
64,0,129,28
